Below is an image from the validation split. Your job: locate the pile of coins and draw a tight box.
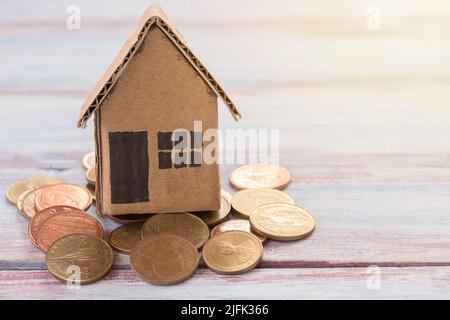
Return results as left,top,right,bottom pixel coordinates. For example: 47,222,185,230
6,154,316,285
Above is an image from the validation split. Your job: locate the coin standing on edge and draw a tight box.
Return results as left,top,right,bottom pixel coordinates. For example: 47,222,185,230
229,164,291,190
28,206,85,248
250,203,315,241
141,213,209,250
85,167,96,185
231,188,295,219
109,222,144,255
46,234,113,285
192,191,231,227
6,176,61,205
211,219,267,243
82,151,96,170
36,211,104,252
202,231,263,275
35,183,92,212
131,234,199,285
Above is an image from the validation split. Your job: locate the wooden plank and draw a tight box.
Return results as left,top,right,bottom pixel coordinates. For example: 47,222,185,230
1,267,450,299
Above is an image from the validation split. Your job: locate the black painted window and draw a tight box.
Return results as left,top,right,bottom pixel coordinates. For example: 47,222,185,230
109,131,149,204
158,131,202,169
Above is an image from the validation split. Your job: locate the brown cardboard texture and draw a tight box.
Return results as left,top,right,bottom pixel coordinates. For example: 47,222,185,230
77,4,241,216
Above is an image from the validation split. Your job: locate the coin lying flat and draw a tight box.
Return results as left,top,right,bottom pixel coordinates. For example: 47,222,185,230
35,183,92,212
109,222,144,255
36,211,104,252
28,206,85,248
229,164,291,190
131,234,199,285
141,213,209,250
6,176,61,205
85,167,96,185
202,231,263,275
211,219,267,243
82,151,95,170
231,188,295,219
16,187,44,220
109,214,153,224
46,234,113,285
192,191,231,227
250,203,315,241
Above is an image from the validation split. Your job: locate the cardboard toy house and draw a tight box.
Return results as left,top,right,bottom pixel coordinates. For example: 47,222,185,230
77,5,241,216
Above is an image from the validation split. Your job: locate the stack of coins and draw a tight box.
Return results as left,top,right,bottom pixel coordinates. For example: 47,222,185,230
6,174,112,285
7,155,316,286
82,151,96,202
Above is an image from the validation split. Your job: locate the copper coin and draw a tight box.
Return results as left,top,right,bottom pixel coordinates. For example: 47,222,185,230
109,222,144,255
46,234,113,285
130,234,199,285
202,231,263,275
36,211,104,252
109,214,153,224
28,206,85,248
85,167,96,185
192,191,232,227
141,213,209,250
229,164,291,190
35,183,92,212
211,219,267,243
6,176,61,205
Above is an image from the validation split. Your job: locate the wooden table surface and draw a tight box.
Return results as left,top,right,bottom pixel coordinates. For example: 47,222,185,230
2,0,450,299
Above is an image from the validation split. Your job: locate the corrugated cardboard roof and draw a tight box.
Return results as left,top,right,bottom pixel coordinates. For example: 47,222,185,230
77,4,241,128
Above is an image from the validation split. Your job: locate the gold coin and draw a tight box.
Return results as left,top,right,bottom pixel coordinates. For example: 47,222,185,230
82,151,95,170
229,164,291,190
202,231,263,275
16,187,44,220
109,222,144,255
131,234,199,285
141,213,209,250
250,203,315,241
109,214,153,224
6,176,61,205
45,233,113,285
211,219,267,243
192,191,231,227
231,188,295,219
85,167,96,185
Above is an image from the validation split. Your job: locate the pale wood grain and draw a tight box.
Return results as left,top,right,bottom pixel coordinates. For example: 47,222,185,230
1,267,450,300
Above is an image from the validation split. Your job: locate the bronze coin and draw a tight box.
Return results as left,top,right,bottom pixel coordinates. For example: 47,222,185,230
35,183,92,212
141,213,209,250
36,211,104,252
192,191,231,227
28,206,85,248
109,214,153,224
211,219,267,243
229,164,291,190
202,231,263,275
6,176,61,205
109,222,144,255
46,233,113,285
130,234,199,285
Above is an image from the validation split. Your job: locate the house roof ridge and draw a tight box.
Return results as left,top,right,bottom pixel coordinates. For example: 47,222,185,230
77,5,241,128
